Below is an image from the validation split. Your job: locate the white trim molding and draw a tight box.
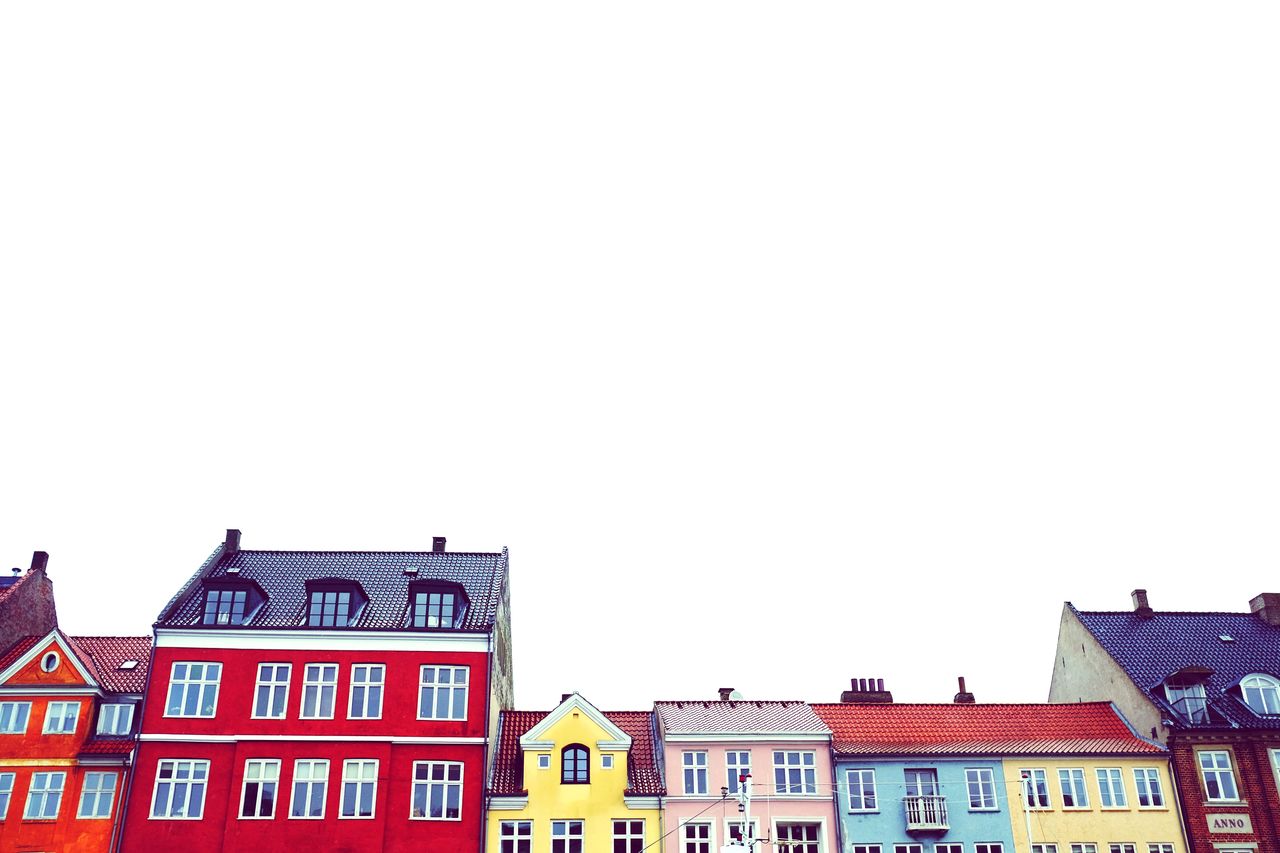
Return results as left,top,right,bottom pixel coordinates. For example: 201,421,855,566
0,631,99,689
487,796,529,810
661,732,831,743
519,693,632,751
623,796,661,809
155,628,490,653
140,734,484,744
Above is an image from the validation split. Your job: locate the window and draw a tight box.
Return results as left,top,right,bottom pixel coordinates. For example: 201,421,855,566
202,588,247,625
308,588,354,627
773,750,817,794
552,819,585,853
537,754,551,770
40,651,59,672
966,767,997,810
340,759,378,818
894,846,924,853
253,664,290,719
0,773,13,819
349,664,384,719
1058,768,1089,808
1071,846,1098,853
562,745,589,784
728,821,760,843
726,750,751,794
411,761,463,819
1146,846,1174,853
601,753,615,769
1097,768,1127,808
1032,847,1058,853
500,820,533,853
776,823,819,853
1241,674,1280,714
0,701,30,734
77,771,118,818
418,665,468,720
905,768,939,798
290,759,328,818
24,771,65,818
613,819,645,853
42,701,79,734
151,759,209,819
682,823,712,853
240,759,280,818
301,664,338,719
411,587,463,629
1133,767,1165,807
1021,768,1050,808
683,751,707,794
1165,682,1208,723
848,768,877,811
977,846,1005,853
98,703,134,735
936,846,964,853
165,662,221,717
1199,750,1239,800
1108,846,1136,853
854,847,883,853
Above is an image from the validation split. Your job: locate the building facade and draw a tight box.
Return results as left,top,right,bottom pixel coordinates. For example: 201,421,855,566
655,695,836,853
486,692,664,852
119,529,512,853
0,628,149,853
1051,590,1280,853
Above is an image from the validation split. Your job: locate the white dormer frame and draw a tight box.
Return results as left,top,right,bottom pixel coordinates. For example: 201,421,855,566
519,692,633,752
0,630,99,689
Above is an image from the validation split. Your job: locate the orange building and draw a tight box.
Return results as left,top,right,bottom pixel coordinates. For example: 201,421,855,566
0,629,150,853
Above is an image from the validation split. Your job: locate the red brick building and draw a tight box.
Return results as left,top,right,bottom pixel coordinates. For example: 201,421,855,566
0,628,150,853
119,530,513,853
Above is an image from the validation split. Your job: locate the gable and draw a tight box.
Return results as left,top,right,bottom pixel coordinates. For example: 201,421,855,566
0,632,97,688
521,693,632,750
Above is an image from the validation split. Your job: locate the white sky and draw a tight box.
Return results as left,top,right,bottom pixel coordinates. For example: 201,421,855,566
2,1,1277,712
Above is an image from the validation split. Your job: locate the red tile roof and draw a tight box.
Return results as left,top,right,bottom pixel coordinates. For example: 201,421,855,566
67,636,151,694
0,570,31,604
656,700,830,735
0,635,42,676
490,710,665,797
810,702,1164,756
79,737,134,756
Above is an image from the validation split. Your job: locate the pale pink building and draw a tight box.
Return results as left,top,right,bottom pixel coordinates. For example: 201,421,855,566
655,696,836,853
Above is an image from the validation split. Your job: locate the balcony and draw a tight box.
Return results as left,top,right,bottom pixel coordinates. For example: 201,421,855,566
903,795,949,831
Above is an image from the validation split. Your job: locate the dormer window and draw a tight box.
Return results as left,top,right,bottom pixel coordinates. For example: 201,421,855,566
201,583,264,626
409,584,467,630
1164,681,1208,724
305,581,367,628
1241,674,1280,715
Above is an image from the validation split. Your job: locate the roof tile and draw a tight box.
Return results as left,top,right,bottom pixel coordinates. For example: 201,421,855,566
655,700,830,735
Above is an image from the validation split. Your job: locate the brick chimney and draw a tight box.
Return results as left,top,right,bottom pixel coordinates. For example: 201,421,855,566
840,677,893,703
718,687,736,701
1250,593,1280,627
1131,589,1153,618
433,537,447,553
30,551,49,573
224,529,241,555
953,676,975,704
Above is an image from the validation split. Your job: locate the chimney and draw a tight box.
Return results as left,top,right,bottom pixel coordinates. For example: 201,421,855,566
1250,593,1280,627
953,676,975,704
718,687,735,701
1131,589,1153,618
29,551,48,573
224,529,241,555
840,677,893,704
433,537,447,553
561,692,573,703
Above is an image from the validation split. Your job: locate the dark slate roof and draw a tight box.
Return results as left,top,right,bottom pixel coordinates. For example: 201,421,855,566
67,636,151,694
1074,604,1280,731
0,570,31,604
157,544,509,632
490,710,665,797
655,700,831,735
812,702,1163,756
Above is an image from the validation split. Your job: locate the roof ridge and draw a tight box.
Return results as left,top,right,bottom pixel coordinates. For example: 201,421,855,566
238,548,505,557
1078,609,1257,617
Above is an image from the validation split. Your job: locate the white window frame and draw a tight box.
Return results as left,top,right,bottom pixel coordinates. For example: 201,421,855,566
613,818,645,852
97,703,135,736
1145,845,1174,853
966,767,997,810
499,819,533,853
348,663,385,719
893,845,924,853
1108,845,1137,853
1031,846,1059,853
683,750,708,794
289,758,329,819
1164,681,1208,723
239,758,281,819
417,665,469,720
682,821,714,853
410,760,463,820
847,767,878,812
601,753,615,770
726,750,751,794
1021,767,1051,808
1198,749,1240,801
772,750,817,794
300,663,338,720
1133,767,1165,808
164,662,222,718
340,759,378,819
775,822,821,852
150,759,210,819
0,701,30,734
551,819,585,853
725,818,761,844
976,845,1005,853
0,772,13,819
1096,767,1128,808
43,700,80,734
24,771,65,819
1071,845,1098,853
77,771,119,819
252,663,291,720
935,845,964,853
1241,674,1280,714
1058,767,1089,809
537,754,551,770
853,846,883,853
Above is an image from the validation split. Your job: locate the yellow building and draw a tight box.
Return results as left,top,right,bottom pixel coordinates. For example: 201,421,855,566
1002,755,1188,853
487,693,664,852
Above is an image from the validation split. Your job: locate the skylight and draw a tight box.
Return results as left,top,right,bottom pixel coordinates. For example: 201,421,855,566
119,660,139,670
1219,634,1235,642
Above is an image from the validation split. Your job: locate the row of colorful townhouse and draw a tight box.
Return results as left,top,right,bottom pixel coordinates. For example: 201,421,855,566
1,532,1278,853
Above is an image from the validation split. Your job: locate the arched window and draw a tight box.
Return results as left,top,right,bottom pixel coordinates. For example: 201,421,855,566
561,744,589,784
1241,674,1280,715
